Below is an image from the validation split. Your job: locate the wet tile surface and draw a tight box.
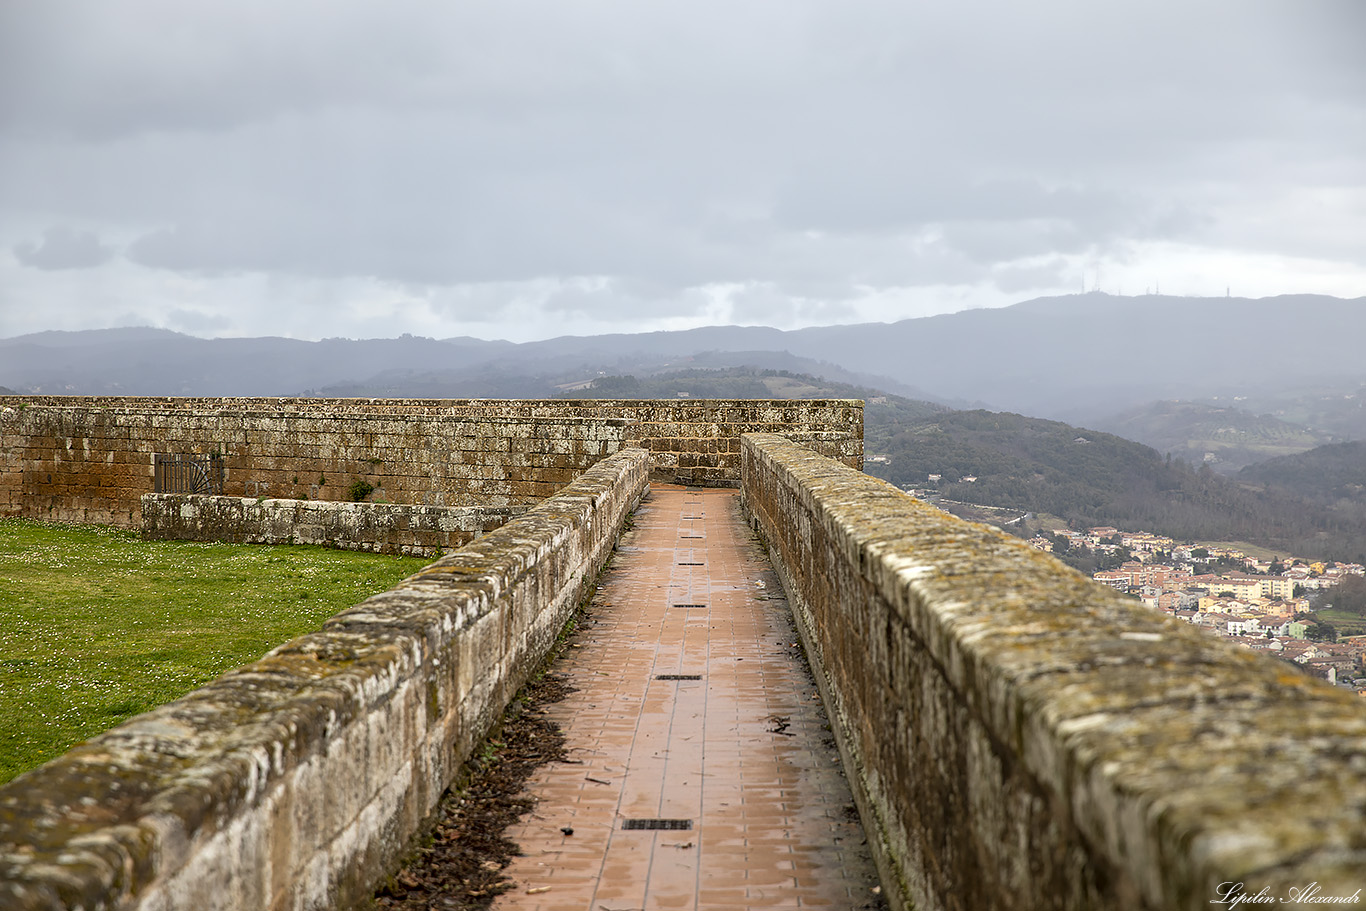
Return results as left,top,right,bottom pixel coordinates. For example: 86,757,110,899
493,485,882,910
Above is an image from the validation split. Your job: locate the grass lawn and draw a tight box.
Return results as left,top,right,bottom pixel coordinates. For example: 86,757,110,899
1190,540,1289,561
1316,608,1366,639
0,517,432,785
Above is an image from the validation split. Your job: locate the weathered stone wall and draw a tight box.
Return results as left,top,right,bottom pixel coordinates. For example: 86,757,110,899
0,397,861,526
619,398,862,485
0,447,651,911
740,433,1366,911
0,398,630,526
141,494,527,557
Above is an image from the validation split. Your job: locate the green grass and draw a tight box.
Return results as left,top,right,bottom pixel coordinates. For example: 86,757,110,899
0,518,431,785
1316,608,1366,639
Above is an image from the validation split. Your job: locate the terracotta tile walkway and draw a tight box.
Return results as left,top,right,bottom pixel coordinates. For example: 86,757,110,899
493,485,882,910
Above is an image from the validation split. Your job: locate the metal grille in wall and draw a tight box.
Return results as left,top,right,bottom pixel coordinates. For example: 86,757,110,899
154,453,224,494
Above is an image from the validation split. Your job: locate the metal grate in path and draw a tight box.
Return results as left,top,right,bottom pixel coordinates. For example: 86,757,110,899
621,818,694,831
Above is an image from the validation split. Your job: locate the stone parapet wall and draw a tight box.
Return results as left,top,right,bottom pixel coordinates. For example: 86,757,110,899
0,399,630,526
141,494,527,556
0,447,651,911
0,397,860,526
740,433,1366,911
617,399,862,484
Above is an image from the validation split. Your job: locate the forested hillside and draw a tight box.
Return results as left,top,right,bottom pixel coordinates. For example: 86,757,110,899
1090,400,1336,474
1239,441,1366,508
862,410,1366,562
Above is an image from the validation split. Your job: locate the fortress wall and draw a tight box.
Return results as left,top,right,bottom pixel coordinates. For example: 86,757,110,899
0,397,861,526
614,398,862,484
740,433,1366,911
141,494,528,557
0,447,650,911
0,399,630,526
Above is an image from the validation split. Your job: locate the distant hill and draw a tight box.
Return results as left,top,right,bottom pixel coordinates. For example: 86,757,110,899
1202,383,1366,441
862,410,1366,563
0,327,928,402
1239,441,1366,508
556,366,947,425
0,331,518,397
1090,400,1338,474
315,365,555,399
773,293,1366,423
318,349,930,402
3,327,188,347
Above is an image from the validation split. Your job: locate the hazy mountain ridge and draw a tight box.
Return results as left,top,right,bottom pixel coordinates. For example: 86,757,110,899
780,293,1366,422
5,294,1362,418
3,327,188,347
0,333,515,398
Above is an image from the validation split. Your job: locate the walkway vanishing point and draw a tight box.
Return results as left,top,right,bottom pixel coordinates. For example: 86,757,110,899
491,484,883,909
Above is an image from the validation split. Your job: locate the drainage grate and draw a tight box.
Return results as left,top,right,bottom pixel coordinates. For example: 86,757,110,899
655,674,703,680
680,535,704,539
622,818,694,831
677,561,705,566
671,603,707,609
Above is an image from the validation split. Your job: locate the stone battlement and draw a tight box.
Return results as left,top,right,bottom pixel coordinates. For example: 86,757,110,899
0,397,862,526
740,432,1366,911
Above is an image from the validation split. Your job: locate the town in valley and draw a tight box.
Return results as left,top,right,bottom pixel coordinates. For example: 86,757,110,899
1024,524,1366,692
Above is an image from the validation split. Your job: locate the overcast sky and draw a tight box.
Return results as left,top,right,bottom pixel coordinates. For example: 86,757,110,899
1,1,1362,343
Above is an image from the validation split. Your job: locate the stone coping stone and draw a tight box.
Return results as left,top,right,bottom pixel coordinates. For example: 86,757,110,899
0,395,861,415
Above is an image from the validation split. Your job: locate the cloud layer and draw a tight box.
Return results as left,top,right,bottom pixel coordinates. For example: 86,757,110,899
2,0,1363,340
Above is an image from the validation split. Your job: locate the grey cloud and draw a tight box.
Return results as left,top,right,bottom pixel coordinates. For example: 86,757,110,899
938,221,1092,266
931,198,1207,266
990,259,1075,296
0,2,462,139
772,177,1134,240
127,220,307,276
540,280,712,322
725,284,860,327
164,308,232,334
2,0,1364,340
13,226,114,270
